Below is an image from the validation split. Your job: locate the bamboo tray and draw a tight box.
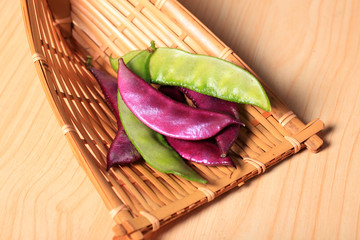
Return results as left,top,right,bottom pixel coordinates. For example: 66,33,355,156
22,0,324,239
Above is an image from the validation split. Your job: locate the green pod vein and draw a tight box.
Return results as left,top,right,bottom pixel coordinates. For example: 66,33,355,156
117,91,207,184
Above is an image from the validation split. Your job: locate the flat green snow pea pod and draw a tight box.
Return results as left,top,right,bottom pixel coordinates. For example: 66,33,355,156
109,50,142,72
126,50,152,82
110,50,152,82
149,48,271,112
117,91,207,184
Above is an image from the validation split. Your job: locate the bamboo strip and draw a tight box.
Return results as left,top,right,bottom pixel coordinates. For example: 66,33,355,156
267,116,292,136
154,172,187,197
150,0,225,55
215,165,233,175
234,136,261,158
120,166,167,206
156,177,184,199
113,168,154,212
139,190,162,211
189,164,220,182
172,177,197,195
72,2,130,55
244,105,285,142
108,174,140,217
147,184,175,207
255,124,282,146
91,0,150,48
140,8,193,51
133,165,177,201
237,130,265,156
239,117,278,148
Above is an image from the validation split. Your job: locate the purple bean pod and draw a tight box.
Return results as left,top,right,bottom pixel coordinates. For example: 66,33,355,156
166,138,233,166
179,87,243,156
117,59,241,140
159,86,233,166
89,67,141,169
158,86,187,103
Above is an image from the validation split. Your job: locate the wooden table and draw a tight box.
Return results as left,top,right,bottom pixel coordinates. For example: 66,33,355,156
1,0,359,239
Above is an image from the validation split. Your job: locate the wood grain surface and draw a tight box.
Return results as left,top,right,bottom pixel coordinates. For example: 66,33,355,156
1,0,359,239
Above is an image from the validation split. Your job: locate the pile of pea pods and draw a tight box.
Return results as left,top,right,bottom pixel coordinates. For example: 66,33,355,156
90,44,270,183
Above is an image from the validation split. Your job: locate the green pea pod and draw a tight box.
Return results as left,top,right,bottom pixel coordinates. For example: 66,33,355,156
149,48,271,112
126,50,152,82
117,91,207,184
109,50,142,72
110,50,152,82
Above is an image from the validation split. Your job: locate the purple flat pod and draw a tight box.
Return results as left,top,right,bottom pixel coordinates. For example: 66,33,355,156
158,86,234,166
90,67,120,122
166,138,234,166
89,67,141,169
117,59,241,140
179,88,243,156
158,86,187,103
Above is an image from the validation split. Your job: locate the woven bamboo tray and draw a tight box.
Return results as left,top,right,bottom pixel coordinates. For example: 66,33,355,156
22,0,324,239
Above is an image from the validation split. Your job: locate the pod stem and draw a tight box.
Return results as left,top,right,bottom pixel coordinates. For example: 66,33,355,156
147,40,157,53
86,55,93,69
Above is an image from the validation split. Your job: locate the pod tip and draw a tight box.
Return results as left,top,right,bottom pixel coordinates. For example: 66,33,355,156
86,55,93,69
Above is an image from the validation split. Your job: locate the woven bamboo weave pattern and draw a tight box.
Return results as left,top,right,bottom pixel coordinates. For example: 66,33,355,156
22,0,324,239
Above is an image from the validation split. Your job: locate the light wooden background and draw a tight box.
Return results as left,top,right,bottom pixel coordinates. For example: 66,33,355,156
1,0,359,239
